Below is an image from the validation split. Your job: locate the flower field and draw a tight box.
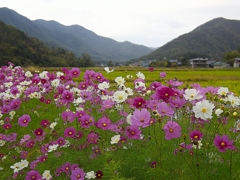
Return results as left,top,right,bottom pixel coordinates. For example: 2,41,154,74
1,63,240,179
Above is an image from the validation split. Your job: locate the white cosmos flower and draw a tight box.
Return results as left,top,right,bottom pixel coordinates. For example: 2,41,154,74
136,71,145,79
192,100,215,120
51,79,60,87
48,144,59,152
85,171,96,179
25,71,33,77
115,76,125,86
183,89,203,101
126,74,133,79
113,90,128,103
104,67,114,74
235,119,240,131
50,122,57,129
98,81,110,90
39,71,48,79
10,159,29,173
215,109,223,117
42,170,52,180
124,87,134,96
224,94,240,107
110,135,121,144
217,87,229,96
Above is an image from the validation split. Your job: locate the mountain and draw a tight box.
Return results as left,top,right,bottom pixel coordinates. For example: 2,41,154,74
0,20,95,67
0,7,153,62
134,17,240,61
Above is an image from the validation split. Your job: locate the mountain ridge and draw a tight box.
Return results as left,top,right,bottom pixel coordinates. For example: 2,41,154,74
0,7,153,62
134,17,240,62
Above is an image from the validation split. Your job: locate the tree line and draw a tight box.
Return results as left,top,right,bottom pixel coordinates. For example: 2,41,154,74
0,21,95,67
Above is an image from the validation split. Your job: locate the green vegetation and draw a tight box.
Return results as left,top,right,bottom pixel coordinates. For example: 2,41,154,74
0,21,95,67
133,17,240,62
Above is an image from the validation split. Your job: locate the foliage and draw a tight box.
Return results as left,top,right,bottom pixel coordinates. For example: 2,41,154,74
0,63,240,179
224,48,240,66
133,17,240,62
0,21,95,67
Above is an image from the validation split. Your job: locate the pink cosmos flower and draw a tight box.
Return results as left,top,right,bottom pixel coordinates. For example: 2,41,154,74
214,135,235,152
163,121,181,140
125,125,142,139
69,68,81,78
70,167,85,180
61,90,74,104
152,86,175,103
132,97,146,109
34,128,44,137
160,72,166,78
25,170,42,180
78,114,94,128
189,130,203,140
87,131,99,144
61,111,76,123
96,116,111,130
64,127,76,138
18,114,31,127
130,108,151,128
157,102,174,117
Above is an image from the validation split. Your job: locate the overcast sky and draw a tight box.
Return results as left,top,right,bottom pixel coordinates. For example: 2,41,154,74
1,0,240,47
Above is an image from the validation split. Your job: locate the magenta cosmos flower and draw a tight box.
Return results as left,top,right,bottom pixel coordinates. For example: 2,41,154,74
70,167,85,180
153,86,175,103
160,72,166,78
18,114,31,127
64,127,76,138
125,125,142,139
61,90,74,104
163,121,181,140
214,135,235,152
132,97,146,109
157,102,174,117
25,170,42,180
130,108,151,128
189,130,203,141
96,116,111,130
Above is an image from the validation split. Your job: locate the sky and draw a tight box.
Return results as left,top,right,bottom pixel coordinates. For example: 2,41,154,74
1,0,240,48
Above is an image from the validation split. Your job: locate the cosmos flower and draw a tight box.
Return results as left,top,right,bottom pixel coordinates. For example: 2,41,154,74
18,114,31,127
85,171,96,179
160,72,166,78
163,121,181,140
112,90,128,103
183,88,203,101
110,135,121,144
25,170,42,180
214,135,235,152
70,168,85,180
104,67,114,74
96,116,111,130
192,100,215,120
125,125,142,139
130,108,151,128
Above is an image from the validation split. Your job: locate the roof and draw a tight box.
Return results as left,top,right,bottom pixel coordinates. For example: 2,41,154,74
169,60,178,63
213,61,228,66
235,58,240,61
190,58,208,61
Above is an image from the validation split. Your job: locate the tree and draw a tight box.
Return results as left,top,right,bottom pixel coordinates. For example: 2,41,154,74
107,60,114,67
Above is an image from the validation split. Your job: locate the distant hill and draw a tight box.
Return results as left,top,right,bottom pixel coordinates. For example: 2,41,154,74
134,17,240,62
0,20,95,67
0,7,153,63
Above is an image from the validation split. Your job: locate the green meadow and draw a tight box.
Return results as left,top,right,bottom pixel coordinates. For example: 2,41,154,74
30,67,240,95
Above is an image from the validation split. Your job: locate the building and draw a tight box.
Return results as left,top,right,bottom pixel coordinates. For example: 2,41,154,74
213,62,230,68
169,59,182,66
140,60,156,67
190,58,209,68
233,58,240,68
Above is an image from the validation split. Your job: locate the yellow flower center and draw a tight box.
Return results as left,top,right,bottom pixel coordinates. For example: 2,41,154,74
220,142,225,147
119,96,123,100
202,108,207,113
169,128,173,133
